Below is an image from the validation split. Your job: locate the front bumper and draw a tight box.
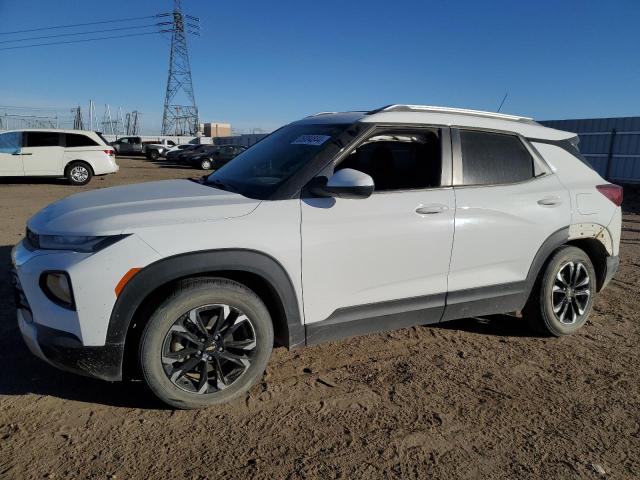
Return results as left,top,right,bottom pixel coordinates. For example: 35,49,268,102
13,270,124,381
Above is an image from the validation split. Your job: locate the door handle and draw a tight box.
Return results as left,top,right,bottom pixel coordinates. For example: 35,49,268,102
415,204,448,215
537,196,562,207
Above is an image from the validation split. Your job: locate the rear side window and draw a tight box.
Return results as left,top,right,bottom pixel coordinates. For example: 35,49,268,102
65,133,99,147
24,131,60,147
460,130,534,185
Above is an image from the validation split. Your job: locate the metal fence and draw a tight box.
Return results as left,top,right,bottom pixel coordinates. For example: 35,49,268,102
540,117,640,183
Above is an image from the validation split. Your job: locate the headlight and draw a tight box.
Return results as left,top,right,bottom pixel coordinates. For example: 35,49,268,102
27,229,127,253
40,271,74,309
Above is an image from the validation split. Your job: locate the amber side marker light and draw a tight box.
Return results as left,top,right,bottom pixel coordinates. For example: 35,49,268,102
115,268,141,296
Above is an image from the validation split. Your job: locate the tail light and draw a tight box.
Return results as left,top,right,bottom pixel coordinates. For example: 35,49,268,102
596,184,623,206
104,149,115,156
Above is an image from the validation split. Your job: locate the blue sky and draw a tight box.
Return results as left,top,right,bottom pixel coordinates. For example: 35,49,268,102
0,0,638,133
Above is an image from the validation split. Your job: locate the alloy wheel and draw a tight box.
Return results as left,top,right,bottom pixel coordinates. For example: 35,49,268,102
70,166,89,183
161,304,257,394
552,261,591,325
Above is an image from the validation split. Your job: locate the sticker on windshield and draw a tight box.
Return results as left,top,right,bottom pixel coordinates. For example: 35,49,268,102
291,134,331,146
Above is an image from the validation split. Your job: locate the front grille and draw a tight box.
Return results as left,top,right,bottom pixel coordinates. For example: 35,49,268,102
10,269,31,313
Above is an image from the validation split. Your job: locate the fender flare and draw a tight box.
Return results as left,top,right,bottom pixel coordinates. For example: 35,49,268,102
106,249,305,349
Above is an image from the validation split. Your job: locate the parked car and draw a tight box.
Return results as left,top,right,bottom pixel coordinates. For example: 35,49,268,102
162,143,194,158
13,105,622,409
110,137,175,160
185,145,247,170
0,128,118,185
173,144,209,164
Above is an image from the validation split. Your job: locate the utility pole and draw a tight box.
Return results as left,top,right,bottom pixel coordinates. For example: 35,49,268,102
161,0,199,136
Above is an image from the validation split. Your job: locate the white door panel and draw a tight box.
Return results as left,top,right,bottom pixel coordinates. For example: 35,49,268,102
22,146,64,175
449,174,570,292
301,188,455,324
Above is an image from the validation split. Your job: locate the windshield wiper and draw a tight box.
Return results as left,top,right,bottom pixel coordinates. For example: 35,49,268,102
206,177,238,193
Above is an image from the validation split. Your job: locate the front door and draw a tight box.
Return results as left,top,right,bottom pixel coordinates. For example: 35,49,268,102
22,131,64,175
0,131,24,176
301,126,455,340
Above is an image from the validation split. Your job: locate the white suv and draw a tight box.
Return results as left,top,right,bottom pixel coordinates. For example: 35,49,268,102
0,129,118,185
12,105,622,409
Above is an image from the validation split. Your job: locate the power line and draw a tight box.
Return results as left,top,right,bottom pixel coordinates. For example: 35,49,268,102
0,15,160,35
0,31,170,51
0,23,169,44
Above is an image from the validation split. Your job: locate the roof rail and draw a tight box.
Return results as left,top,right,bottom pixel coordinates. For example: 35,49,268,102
374,104,534,122
307,111,338,117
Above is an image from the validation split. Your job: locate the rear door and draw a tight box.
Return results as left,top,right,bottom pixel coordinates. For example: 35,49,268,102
22,131,64,175
301,126,455,334
0,131,24,176
444,128,570,319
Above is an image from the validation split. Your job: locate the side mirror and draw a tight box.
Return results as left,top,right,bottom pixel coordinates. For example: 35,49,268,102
308,168,374,199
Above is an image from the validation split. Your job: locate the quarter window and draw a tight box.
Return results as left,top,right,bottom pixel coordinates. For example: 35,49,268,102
65,133,99,147
337,129,442,191
24,131,60,147
459,130,534,185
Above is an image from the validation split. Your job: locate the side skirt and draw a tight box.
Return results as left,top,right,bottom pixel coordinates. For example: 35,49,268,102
304,283,529,346
305,294,445,346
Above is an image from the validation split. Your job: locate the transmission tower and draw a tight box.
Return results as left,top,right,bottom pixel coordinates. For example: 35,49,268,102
161,0,200,136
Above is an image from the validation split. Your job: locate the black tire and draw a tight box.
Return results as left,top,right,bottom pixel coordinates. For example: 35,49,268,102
139,278,274,409
65,161,93,186
147,150,160,161
523,245,596,336
200,158,213,170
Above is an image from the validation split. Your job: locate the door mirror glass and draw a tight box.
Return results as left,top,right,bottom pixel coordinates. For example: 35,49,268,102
310,168,374,199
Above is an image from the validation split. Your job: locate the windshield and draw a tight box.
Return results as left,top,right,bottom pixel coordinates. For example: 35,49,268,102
206,123,353,199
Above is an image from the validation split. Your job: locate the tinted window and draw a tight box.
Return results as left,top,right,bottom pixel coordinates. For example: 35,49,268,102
460,131,534,185
337,129,442,190
25,131,60,147
65,133,99,147
0,132,21,153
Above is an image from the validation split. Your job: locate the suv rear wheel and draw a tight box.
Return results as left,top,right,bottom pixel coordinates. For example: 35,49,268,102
65,161,93,186
139,278,274,409
524,246,596,336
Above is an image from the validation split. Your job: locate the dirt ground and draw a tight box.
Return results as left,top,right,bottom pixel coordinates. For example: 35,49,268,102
0,157,639,479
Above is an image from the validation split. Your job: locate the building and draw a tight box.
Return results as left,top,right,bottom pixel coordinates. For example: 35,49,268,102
540,117,640,183
203,122,232,138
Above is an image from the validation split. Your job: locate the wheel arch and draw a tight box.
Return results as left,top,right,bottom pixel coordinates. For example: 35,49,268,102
64,159,95,175
108,249,305,379
525,225,610,305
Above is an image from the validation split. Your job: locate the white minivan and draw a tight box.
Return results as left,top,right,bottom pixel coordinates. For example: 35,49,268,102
0,129,118,185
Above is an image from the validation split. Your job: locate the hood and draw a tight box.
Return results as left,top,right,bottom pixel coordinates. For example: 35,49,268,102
28,179,260,236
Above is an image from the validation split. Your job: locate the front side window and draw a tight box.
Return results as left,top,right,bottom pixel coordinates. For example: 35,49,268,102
119,138,130,144
337,128,442,191
65,133,99,147
207,123,356,199
459,130,534,185
0,132,21,153
24,131,60,148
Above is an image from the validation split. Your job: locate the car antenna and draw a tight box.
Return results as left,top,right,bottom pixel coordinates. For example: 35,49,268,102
497,92,509,113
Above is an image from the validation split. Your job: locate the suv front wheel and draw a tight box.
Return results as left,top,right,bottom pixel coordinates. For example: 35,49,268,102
524,246,596,336
139,278,274,409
